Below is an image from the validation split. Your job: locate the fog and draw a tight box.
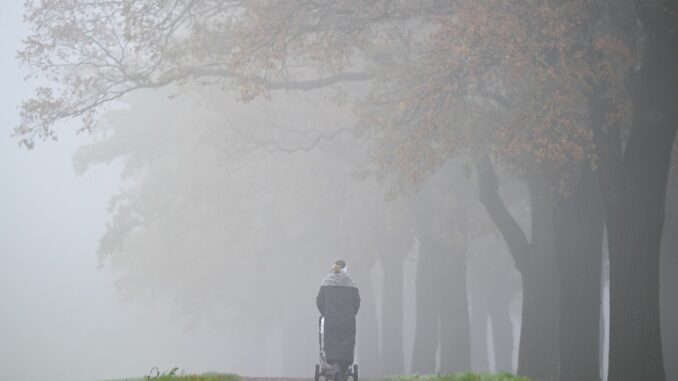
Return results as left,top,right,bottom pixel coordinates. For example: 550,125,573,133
0,5,246,381
1,2,677,381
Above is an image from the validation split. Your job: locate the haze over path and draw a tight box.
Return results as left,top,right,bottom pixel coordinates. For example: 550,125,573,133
0,3,276,381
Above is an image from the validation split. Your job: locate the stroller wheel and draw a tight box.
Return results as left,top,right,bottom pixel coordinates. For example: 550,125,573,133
352,364,358,381
314,364,320,381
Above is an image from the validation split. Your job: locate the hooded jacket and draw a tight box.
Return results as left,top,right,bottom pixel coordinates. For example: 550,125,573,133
317,272,361,364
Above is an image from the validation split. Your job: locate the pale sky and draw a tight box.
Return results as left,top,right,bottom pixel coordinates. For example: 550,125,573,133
0,3,242,380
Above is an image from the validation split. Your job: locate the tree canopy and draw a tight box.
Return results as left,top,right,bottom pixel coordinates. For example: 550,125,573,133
18,0,636,191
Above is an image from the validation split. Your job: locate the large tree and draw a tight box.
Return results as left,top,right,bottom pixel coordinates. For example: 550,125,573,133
588,3,678,380
409,162,473,374
660,140,678,381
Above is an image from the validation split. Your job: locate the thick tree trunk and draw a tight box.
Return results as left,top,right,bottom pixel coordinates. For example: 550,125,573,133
602,17,677,380
519,175,559,381
659,137,677,379
605,116,674,381
410,171,472,375
380,251,405,376
605,108,674,381
660,216,677,381
411,239,442,374
590,4,678,380
518,271,558,381
554,168,604,381
607,193,667,381
475,157,559,381
439,247,471,374
468,238,516,374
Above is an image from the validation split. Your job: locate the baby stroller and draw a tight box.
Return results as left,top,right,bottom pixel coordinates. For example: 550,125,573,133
315,316,358,381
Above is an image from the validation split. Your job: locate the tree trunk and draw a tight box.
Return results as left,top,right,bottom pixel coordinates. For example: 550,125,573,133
475,157,559,381
554,168,604,381
605,116,674,381
606,187,668,381
518,272,558,381
469,238,516,374
410,171,472,375
659,136,677,379
439,246,471,374
589,4,678,380
604,106,674,381
660,215,677,381
603,16,677,380
519,175,559,381
411,238,442,374
380,250,405,376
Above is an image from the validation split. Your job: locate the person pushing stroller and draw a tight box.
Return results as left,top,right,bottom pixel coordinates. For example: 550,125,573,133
316,260,360,381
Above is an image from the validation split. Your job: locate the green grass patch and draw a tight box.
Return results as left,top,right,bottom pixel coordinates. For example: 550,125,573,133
380,374,531,381
145,375,239,381
102,371,240,381
147,373,240,381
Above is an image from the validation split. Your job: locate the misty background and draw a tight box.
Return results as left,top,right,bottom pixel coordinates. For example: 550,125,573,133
1,2,676,381
0,4,521,380
0,4,244,380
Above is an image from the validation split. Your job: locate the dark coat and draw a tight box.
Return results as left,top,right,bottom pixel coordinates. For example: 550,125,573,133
317,273,360,364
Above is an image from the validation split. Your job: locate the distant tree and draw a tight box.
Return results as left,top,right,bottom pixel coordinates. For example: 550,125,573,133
74,84,421,376
409,162,474,374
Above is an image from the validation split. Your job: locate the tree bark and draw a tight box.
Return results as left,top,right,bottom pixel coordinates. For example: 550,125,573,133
521,175,559,381
439,246,471,374
659,136,677,380
468,238,517,374
604,101,674,380
410,172,472,375
475,156,559,381
595,8,678,378
554,167,604,381
606,157,670,381
660,213,677,381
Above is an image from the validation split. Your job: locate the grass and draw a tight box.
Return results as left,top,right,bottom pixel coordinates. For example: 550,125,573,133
379,374,532,381
102,371,240,381
102,371,530,381
146,375,240,381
